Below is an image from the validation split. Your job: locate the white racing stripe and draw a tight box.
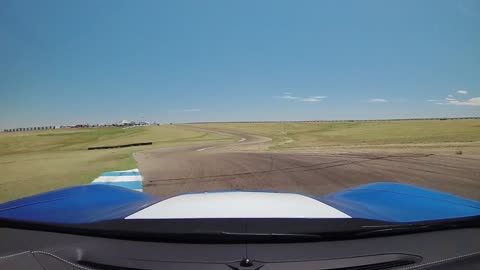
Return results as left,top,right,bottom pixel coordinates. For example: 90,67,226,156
126,191,351,219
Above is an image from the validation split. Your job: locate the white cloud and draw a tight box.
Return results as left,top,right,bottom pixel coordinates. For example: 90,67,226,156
435,95,480,106
299,96,326,102
368,98,387,103
448,94,453,97
457,90,468,94
427,99,438,102
278,95,297,100
283,92,293,95
447,97,480,106
276,94,327,102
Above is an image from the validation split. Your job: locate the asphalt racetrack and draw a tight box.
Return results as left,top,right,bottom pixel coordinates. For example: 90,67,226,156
136,128,480,200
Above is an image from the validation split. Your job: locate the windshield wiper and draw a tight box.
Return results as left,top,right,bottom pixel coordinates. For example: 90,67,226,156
356,216,480,237
217,231,328,241
225,216,480,242
2,216,479,243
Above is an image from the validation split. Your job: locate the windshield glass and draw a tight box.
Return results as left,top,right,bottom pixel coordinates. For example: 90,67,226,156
1,0,479,233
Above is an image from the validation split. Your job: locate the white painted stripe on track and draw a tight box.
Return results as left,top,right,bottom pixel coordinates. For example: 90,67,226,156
91,168,143,192
92,175,143,183
196,146,215,152
108,169,140,173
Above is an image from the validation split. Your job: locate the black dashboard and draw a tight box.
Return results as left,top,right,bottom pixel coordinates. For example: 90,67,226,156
1,227,480,270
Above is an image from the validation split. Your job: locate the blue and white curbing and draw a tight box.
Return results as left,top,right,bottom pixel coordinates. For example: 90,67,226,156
91,169,143,192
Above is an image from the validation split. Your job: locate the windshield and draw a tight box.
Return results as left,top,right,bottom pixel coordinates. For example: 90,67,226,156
1,0,479,236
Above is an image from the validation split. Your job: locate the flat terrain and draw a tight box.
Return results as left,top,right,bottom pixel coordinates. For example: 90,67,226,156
0,126,233,202
190,120,480,154
2,120,480,203
139,120,480,201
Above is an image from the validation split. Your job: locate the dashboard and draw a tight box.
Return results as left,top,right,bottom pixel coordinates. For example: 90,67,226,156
1,227,480,270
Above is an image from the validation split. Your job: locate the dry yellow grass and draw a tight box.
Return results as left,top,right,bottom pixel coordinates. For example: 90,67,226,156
0,126,233,202
191,120,480,153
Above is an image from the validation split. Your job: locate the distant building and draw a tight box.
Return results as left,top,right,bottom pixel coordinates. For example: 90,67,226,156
3,126,57,132
119,120,133,126
113,120,134,127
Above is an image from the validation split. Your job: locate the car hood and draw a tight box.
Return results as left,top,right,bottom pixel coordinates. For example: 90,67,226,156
0,182,479,224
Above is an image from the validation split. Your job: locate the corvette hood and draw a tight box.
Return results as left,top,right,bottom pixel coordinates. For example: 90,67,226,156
320,182,480,222
0,182,479,224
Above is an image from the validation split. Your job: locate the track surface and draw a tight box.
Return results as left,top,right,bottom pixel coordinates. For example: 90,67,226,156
136,128,480,200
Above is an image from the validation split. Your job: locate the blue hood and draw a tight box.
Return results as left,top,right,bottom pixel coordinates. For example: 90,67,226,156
320,182,480,222
0,182,479,224
0,185,159,224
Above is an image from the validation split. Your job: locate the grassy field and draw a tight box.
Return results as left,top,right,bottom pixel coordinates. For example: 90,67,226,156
2,120,479,202
0,126,234,202
191,120,480,152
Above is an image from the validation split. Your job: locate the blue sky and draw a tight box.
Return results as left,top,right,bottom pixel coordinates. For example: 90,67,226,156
1,0,479,129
